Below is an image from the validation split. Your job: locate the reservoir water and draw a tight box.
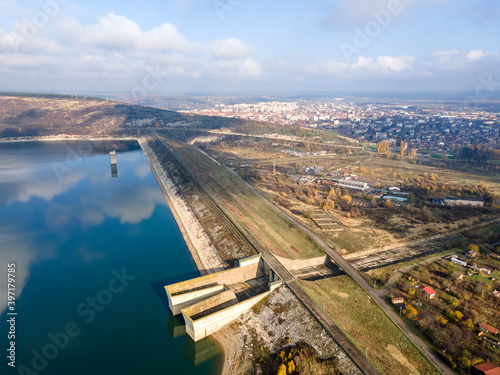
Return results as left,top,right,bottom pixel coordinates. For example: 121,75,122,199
0,141,221,375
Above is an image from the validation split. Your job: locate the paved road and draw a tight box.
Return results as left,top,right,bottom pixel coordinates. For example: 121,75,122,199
226,166,454,375
152,133,379,375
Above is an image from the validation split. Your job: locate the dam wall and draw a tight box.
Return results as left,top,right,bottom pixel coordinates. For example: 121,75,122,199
165,254,263,316
183,290,271,342
275,254,329,271
165,254,283,341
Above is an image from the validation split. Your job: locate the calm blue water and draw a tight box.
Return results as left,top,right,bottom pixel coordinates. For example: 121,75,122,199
0,141,221,375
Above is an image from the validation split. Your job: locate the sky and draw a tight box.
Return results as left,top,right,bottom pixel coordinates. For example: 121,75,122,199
0,0,499,95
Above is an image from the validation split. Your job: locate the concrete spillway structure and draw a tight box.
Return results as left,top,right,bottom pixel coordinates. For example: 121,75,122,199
165,254,282,341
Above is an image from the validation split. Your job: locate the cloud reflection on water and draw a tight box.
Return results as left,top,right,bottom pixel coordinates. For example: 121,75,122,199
0,143,164,313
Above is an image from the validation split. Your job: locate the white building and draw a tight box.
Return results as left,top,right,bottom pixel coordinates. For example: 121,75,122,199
450,257,467,267
338,179,369,191
444,196,484,207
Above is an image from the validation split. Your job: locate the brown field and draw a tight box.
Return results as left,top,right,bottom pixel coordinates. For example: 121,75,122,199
301,275,440,375
160,135,324,260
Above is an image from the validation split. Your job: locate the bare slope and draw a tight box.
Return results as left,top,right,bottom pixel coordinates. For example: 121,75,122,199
0,95,239,138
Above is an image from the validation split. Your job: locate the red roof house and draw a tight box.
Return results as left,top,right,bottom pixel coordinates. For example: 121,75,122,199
480,323,499,336
391,297,404,305
473,362,500,375
417,286,436,299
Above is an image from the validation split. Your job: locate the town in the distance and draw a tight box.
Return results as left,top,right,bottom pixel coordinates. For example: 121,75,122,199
1,91,499,375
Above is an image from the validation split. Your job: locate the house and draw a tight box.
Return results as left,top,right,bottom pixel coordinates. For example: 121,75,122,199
384,192,409,202
319,179,337,187
451,271,464,282
479,323,499,336
492,290,500,298
451,257,467,267
468,250,480,258
473,362,500,375
444,196,484,207
417,286,436,299
391,297,404,306
479,268,492,275
489,253,500,260
470,266,492,275
412,300,422,306
298,176,316,186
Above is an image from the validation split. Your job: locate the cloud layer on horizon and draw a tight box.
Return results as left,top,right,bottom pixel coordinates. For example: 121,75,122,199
0,0,499,93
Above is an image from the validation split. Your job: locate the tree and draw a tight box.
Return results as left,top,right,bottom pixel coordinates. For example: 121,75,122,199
384,199,394,209
435,315,448,325
403,302,418,319
377,140,390,154
287,360,296,374
463,319,474,329
341,194,352,204
400,140,406,158
277,364,287,375
468,244,479,252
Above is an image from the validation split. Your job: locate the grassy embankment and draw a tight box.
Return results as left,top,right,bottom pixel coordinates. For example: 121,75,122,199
301,275,440,375
163,137,324,260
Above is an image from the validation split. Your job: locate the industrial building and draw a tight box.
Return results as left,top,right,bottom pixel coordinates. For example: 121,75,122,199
337,179,369,191
443,196,484,207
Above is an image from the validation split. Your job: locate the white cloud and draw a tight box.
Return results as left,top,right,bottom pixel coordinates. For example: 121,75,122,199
466,50,484,61
303,50,498,80
0,13,261,85
209,38,256,59
82,14,143,49
207,58,263,77
82,14,191,52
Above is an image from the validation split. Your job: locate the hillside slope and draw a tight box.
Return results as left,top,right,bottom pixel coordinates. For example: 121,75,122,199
0,95,240,138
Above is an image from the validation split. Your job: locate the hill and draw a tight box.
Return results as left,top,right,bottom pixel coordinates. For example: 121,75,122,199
0,94,242,138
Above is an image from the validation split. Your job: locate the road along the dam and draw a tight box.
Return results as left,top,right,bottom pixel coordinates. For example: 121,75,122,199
225,164,453,375
150,132,380,375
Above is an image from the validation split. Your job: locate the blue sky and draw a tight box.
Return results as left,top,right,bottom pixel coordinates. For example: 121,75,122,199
0,0,499,94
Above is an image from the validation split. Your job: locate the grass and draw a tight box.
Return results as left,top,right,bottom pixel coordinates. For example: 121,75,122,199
362,248,458,288
469,270,500,287
163,137,324,259
324,230,382,253
301,275,440,375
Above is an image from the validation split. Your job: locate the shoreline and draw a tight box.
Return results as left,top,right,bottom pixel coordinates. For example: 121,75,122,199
0,135,138,143
138,136,230,374
138,137,225,274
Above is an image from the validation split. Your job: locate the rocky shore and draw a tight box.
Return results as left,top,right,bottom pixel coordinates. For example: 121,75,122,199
139,137,225,273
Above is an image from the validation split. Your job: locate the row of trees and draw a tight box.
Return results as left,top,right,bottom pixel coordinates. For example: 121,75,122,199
455,145,500,163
